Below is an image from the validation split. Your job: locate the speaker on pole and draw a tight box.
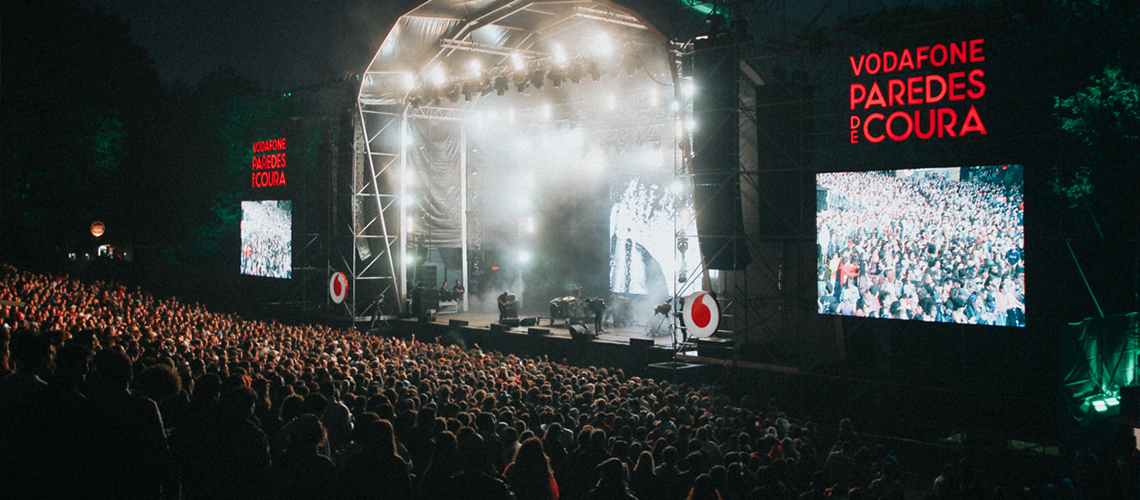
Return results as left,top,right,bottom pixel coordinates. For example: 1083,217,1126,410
691,23,750,270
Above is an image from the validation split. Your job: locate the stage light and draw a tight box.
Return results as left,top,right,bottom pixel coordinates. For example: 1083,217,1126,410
493,75,509,96
518,251,532,264
468,60,482,78
682,80,695,97
553,44,567,64
461,81,476,101
511,53,525,71
547,68,564,88
446,85,460,103
431,66,446,87
405,216,415,234
403,254,416,266
530,68,545,89
685,118,696,132
670,180,685,194
670,101,680,112
568,62,584,83
587,61,602,81
597,34,613,55
402,73,416,90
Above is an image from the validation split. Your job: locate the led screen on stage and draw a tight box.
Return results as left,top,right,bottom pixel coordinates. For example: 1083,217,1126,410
240,200,293,279
816,166,1023,326
609,177,703,298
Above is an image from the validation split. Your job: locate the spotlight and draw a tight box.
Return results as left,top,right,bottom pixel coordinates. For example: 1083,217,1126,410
461,81,477,101
511,53,526,71
402,73,416,90
446,85,460,103
430,66,446,87
547,68,564,88
467,60,482,78
568,62,584,83
587,61,602,81
553,44,567,64
530,68,545,89
493,76,509,96
597,34,613,56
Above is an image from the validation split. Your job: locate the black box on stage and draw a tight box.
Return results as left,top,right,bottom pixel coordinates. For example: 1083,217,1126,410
569,324,593,341
490,324,506,334
520,317,538,327
528,327,550,336
697,338,734,358
449,319,469,327
630,338,654,348
500,318,521,327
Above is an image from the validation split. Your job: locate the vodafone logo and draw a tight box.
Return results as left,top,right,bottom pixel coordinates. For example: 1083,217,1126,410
329,272,348,304
683,291,719,338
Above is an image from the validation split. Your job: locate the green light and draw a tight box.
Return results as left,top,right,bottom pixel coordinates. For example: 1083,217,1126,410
1093,399,1108,412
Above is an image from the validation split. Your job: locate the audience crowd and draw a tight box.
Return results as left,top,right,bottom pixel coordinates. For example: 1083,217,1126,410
0,263,1134,500
816,168,1024,326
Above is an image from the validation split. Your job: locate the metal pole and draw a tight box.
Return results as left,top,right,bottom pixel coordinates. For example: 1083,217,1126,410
461,126,469,312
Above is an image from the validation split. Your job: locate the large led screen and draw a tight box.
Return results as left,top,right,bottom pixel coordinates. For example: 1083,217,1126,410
816,166,1024,326
241,200,293,279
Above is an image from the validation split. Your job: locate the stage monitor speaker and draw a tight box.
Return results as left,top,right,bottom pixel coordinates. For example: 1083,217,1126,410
490,324,506,334
520,317,538,327
630,338,654,348
419,309,437,322
528,327,550,336
500,318,520,327
569,324,593,341
691,31,750,270
449,319,469,327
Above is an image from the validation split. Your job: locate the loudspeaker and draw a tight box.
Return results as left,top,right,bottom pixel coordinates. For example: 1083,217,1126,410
630,338,654,348
490,324,506,334
569,324,593,340
528,327,550,336
500,318,520,327
449,319,469,327
692,30,750,270
520,317,538,327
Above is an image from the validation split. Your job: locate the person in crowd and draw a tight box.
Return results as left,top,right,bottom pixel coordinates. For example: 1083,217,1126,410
339,418,414,500
504,437,559,500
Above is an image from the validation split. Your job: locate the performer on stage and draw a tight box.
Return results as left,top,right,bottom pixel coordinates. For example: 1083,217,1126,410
439,282,451,301
587,297,606,334
498,290,517,322
453,280,465,296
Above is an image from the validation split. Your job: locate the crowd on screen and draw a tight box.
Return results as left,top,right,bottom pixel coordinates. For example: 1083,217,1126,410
816,168,1025,326
1,263,1134,500
240,201,293,279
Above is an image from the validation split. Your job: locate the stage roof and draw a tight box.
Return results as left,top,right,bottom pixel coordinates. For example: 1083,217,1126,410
359,0,671,107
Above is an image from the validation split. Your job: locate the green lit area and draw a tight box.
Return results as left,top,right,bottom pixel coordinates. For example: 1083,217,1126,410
675,0,718,16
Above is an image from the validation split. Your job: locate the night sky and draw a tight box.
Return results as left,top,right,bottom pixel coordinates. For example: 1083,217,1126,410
80,0,926,90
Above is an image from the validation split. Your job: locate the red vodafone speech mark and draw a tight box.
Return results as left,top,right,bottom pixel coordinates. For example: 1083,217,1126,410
692,294,711,328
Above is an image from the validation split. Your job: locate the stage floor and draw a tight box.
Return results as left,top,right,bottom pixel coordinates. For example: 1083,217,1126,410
429,310,686,348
